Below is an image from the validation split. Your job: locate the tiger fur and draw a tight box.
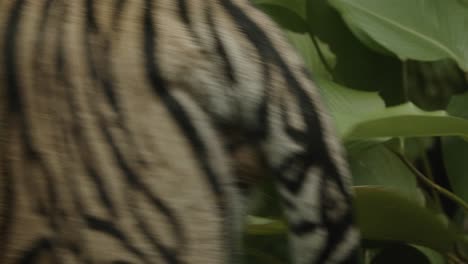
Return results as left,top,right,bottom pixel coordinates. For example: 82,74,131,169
0,0,359,263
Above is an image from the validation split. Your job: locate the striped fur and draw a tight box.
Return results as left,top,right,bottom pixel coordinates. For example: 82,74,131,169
0,0,359,263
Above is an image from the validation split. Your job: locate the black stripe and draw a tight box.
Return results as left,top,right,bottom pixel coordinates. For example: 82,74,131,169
317,209,354,263
29,155,60,230
130,193,181,264
93,102,187,259
290,220,318,236
85,0,149,179
56,6,150,263
84,0,147,170
85,0,98,31
30,0,64,220
219,0,275,62
218,1,319,137
85,0,119,112
280,194,295,210
113,0,127,28
219,0,348,195
85,215,149,262
144,0,232,257
89,86,187,254
4,0,25,114
144,0,225,206
176,0,204,45
19,238,58,264
59,70,124,262
4,0,60,227
280,96,308,144
55,12,143,259
316,174,355,263
177,0,191,26
205,5,236,84
219,2,356,261
0,130,15,258
252,64,271,139
81,3,186,261
276,153,308,194
33,0,55,78
55,3,117,217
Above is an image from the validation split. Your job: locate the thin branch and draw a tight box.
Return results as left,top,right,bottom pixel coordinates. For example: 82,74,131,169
391,149,468,213
402,60,409,102
419,140,443,209
309,34,335,78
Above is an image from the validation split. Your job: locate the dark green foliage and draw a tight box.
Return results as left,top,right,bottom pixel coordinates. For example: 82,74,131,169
247,0,468,263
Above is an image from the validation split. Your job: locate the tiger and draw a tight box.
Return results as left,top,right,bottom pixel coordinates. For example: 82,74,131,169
0,0,360,263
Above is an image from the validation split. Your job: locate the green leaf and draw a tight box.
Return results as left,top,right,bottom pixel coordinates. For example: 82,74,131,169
285,31,390,139
442,137,468,204
285,28,452,144
345,22,394,57
348,144,424,204
253,0,306,19
354,186,459,252
315,80,468,141
285,31,449,143
245,216,289,264
406,60,467,111
442,92,468,204
253,0,308,32
411,245,447,264
306,0,403,105
447,91,468,119
286,32,335,81
344,103,468,140
369,245,446,264
246,216,287,235
318,81,385,138
306,77,468,142
370,244,431,264
328,0,468,71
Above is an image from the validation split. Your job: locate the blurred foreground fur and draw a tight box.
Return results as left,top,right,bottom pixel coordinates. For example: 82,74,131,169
0,0,359,263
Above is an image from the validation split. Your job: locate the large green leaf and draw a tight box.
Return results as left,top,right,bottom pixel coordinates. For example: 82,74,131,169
253,0,308,32
442,92,468,203
253,0,306,19
407,60,468,111
245,216,289,264
319,81,385,138
369,244,446,264
329,0,468,71
319,83,468,140
247,216,287,235
370,244,432,264
411,245,447,264
286,32,468,142
354,186,459,252
286,32,336,81
344,103,468,140
447,91,468,119
286,32,391,138
306,0,403,105
442,137,468,204
349,144,424,204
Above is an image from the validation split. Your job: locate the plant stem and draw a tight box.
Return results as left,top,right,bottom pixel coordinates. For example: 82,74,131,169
419,140,443,209
447,253,465,264
392,150,468,213
402,60,409,102
310,34,335,78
